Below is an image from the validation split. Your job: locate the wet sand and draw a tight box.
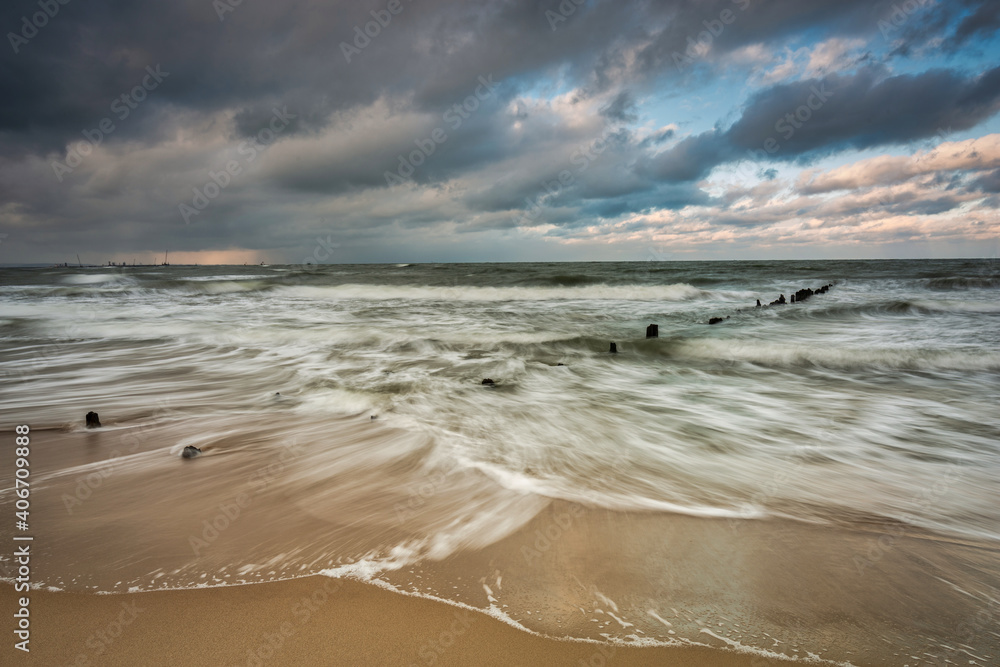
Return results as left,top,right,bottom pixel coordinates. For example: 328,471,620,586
5,424,1000,665
3,578,791,666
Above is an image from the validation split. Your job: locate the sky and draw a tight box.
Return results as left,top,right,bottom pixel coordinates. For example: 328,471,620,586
1,0,999,264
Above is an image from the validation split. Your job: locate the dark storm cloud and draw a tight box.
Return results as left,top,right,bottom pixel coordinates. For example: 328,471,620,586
944,0,1000,50
631,0,869,75
0,0,990,166
457,126,655,219
582,183,713,217
0,0,629,153
729,66,1000,154
600,91,637,123
642,65,1000,182
4,0,980,155
638,127,674,148
971,169,1000,193
1,0,999,262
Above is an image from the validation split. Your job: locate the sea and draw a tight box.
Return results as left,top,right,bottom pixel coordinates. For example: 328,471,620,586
1,258,999,666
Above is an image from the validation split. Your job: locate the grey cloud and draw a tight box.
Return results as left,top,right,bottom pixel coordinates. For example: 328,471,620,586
2,0,999,262
0,0,959,154
638,127,675,148
945,0,1000,50
971,168,1000,193
600,91,638,123
642,65,1000,182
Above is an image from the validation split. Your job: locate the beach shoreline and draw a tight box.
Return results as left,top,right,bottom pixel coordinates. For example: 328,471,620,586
2,578,795,666
5,413,999,666
2,260,999,666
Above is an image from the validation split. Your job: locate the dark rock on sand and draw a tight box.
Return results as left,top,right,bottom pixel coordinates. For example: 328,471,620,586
182,446,201,459
646,324,659,338
85,411,101,428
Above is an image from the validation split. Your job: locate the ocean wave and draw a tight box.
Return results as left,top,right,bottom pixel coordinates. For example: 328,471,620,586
766,298,1000,320
924,275,1000,290
524,273,604,287
668,338,1000,371
908,299,1000,314
315,562,849,663
182,274,266,282
178,279,271,294
60,273,132,285
272,283,706,302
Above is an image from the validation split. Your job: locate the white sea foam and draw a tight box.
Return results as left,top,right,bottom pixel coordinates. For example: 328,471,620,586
274,282,705,302
2,259,998,665
61,273,123,284
311,565,855,664
673,337,1000,371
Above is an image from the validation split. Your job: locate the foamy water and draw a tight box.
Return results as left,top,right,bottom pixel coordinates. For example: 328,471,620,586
1,259,999,665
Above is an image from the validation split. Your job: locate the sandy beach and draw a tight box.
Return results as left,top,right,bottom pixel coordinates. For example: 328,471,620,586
2,0,999,658
4,578,793,666
2,260,999,666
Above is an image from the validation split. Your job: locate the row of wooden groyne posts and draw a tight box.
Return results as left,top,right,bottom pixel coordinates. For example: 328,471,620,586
77,283,835,416
608,282,836,354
